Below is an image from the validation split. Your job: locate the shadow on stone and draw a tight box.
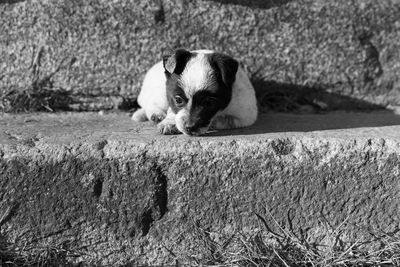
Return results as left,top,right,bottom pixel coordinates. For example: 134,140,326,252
206,110,400,136
0,0,25,4
0,0,26,5
206,0,293,9
253,79,385,113
207,79,400,136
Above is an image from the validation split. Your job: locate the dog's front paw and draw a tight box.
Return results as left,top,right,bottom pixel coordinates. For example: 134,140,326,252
150,112,166,123
157,122,180,135
131,108,148,122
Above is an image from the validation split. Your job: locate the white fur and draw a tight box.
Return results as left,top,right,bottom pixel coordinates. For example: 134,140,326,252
132,50,258,135
132,62,169,122
175,108,190,133
179,53,215,97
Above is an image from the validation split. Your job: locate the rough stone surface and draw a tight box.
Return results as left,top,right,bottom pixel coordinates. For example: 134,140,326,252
1,0,400,109
1,112,400,265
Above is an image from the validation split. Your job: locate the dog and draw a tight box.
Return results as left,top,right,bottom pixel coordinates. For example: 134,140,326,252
131,49,258,136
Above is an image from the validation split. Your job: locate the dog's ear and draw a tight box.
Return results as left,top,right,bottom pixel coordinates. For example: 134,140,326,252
209,53,239,88
163,49,192,75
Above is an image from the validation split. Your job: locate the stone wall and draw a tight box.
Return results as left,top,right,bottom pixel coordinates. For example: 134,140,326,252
1,0,399,109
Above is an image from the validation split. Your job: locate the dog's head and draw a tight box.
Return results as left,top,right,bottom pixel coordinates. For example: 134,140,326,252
163,49,239,136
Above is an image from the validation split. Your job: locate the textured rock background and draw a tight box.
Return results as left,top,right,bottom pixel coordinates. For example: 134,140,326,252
1,112,400,265
1,0,400,111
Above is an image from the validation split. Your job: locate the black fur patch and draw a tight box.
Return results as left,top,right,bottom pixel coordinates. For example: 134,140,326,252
208,52,239,89
165,74,188,114
163,49,193,76
186,90,223,131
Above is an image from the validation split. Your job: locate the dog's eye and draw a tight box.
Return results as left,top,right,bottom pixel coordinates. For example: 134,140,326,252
175,95,184,105
203,97,217,106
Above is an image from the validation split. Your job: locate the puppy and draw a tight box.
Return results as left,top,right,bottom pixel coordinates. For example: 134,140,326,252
132,49,258,136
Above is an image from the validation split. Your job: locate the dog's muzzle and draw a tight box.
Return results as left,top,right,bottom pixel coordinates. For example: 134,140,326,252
183,121,209,136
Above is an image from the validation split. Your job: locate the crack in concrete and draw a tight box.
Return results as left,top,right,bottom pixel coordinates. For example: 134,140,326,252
140,166,168,237
140,209,154,237
154,169,168,218
92,178,103,199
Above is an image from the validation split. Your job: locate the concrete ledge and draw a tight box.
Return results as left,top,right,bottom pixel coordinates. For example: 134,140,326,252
1,112,400,265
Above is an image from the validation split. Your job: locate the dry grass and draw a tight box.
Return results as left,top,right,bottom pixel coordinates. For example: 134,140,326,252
0,240,81,267
0,46,72,112
2,212,400,266
1,207,400,266
0,46,136,112
0,206,83,267
175,212,400,267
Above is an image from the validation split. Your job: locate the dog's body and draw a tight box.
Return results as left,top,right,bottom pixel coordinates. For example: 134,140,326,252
132,49,257,136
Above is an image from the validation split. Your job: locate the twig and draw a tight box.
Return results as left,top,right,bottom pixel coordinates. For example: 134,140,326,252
273,248,290,267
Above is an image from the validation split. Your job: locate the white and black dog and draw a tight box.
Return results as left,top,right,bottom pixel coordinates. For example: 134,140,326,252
132,49,258,136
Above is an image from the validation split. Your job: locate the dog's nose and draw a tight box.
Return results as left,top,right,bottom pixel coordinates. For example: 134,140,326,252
185,123,197,134
185,126,195,134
